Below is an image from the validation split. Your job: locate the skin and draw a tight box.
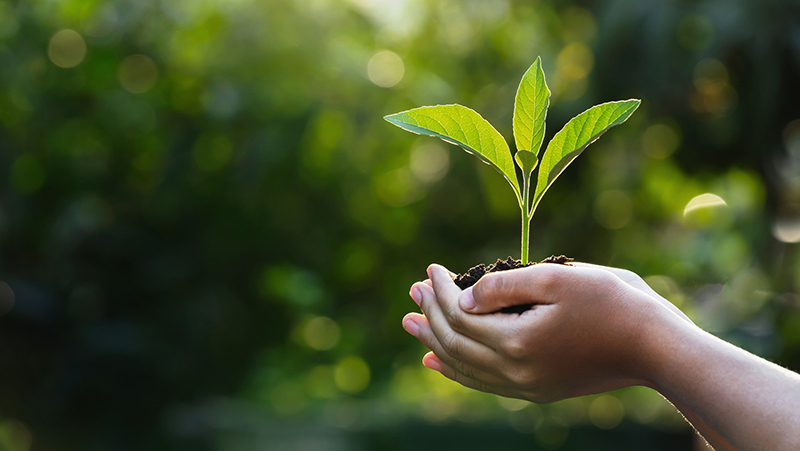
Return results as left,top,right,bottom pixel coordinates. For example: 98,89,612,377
401,262,800,451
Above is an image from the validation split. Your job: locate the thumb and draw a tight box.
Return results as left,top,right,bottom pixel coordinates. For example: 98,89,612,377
460,265,562,313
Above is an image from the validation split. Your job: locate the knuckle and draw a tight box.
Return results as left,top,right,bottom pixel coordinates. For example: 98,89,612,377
475,272,505,301
501,337,527,359
454,368,491,393
456,361,476,380
618,268,639,281
447,307,465,332
536,268,565,293
506,367,536,387
442,332,463,359
600,271,629,295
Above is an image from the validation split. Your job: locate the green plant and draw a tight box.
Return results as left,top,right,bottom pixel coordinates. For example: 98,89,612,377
384,57,641,264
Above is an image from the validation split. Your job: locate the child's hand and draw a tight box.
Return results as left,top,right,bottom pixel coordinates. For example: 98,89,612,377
402,263,688,402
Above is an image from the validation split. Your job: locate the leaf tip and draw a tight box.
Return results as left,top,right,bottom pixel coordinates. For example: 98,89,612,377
383,112,404,126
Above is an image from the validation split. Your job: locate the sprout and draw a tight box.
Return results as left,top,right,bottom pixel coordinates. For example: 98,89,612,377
385,57,640,264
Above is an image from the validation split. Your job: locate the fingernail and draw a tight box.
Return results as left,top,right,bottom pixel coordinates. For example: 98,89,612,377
403,318,420,337
410,286,421,306
424,357,441,372
460,288,476,311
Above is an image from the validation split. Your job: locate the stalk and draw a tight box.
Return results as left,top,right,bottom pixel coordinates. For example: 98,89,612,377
520,172,531,265
521,211,530,265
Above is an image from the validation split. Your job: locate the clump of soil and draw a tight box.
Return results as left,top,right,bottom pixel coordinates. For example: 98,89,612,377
453,255,574,314
454,255,573,290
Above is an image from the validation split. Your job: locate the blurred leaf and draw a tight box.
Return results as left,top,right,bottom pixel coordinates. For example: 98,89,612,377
533,99,641,209
384,105,520,198
513,56,550,156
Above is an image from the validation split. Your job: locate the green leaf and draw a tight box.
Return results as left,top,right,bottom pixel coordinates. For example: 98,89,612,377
513,56,550,156
514,150,538,176
384,104,520,195
533,99,641,209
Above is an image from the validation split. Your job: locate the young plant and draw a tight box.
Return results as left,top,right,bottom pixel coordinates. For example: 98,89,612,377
384,57,641,264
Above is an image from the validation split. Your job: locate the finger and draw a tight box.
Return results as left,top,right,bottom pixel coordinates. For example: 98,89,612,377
402,312,507,382
463,264,570,314
571,262,663,299
570,263,693,324
411,279,444,306
426,266,514,346
414,277,509,348
422,353,519,398
428,264,461,302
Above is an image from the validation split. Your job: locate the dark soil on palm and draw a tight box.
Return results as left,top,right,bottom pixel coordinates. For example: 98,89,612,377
454,255,574,314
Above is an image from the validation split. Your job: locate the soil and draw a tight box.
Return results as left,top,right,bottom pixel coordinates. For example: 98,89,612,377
453,255,573,314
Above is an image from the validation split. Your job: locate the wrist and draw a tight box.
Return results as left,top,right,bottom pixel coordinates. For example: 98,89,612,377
633,300,702,392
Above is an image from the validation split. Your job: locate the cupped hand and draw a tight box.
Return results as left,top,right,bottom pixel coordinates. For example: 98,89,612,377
402,262,694,403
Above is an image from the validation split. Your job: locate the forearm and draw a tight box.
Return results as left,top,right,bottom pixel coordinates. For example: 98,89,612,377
645,315,800,451
670,398,736,451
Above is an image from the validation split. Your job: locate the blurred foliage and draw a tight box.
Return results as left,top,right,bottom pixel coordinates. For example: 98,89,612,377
1,0,800,449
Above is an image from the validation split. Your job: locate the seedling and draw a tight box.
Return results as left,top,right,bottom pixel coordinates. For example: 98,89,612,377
385,57,640,265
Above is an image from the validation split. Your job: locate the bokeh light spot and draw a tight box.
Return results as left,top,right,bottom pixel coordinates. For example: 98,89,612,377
551,397,586,426
367,50,405,88
390,365,428,403
334,356,371,393
642,122,681,159
410,141,450,184
693,59,728,91
497,397,528,411
375,167,423,207
588,395,625,429
0,419,32,451
594,190,633,229
9,155,45,194
684,193,727,217
306,365,337,399
119,54,159,94
556,42,594,81
534,421,569,450
303,316,341,350
690,59,737,115
48,29,86,68
772,219,800,243
258,265,324,307
509,404,543,433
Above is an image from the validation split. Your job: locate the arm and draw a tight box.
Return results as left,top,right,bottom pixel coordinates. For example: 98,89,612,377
645,311,800,450
402,263,800,451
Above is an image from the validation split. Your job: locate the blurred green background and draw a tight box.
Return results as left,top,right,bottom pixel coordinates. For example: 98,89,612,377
1,0,800,449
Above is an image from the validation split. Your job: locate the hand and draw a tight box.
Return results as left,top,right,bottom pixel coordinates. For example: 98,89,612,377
402,262,693,403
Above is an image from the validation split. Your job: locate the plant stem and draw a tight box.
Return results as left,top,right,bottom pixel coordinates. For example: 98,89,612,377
520,172,531,265
521,211,530,265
